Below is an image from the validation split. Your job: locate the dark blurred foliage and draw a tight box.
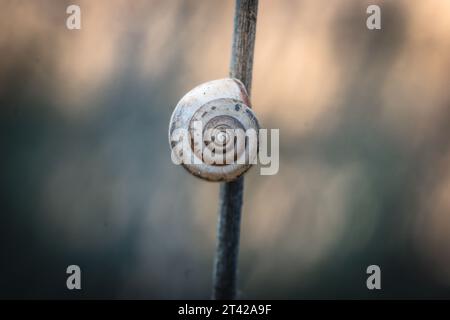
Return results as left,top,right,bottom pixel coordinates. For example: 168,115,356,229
1,0,450,299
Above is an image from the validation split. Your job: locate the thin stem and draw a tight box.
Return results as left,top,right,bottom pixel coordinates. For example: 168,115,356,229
212,0,258,300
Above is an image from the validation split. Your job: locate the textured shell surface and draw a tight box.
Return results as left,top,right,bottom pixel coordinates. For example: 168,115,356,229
168,78,259,182
168,78,250,138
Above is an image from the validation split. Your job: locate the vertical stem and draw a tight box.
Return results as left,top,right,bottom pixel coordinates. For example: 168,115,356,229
213,0,258,300
229,0,258,94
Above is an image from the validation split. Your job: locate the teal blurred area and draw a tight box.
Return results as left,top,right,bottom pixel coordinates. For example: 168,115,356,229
1,0,450,298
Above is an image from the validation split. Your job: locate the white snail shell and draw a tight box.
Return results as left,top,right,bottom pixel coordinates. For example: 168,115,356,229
168,78,260,182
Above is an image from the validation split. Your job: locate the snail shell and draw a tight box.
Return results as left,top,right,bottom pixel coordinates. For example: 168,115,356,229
168,78,260,182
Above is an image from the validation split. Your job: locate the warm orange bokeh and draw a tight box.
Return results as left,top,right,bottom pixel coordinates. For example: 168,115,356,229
2,0,450,298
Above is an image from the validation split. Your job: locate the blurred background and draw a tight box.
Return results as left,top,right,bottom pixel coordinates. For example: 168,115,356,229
1,0,450,299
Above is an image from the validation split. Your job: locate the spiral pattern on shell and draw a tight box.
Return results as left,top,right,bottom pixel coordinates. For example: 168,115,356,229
168,78,260,182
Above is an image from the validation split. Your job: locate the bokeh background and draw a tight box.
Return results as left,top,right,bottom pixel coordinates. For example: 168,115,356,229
1,0,450,299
